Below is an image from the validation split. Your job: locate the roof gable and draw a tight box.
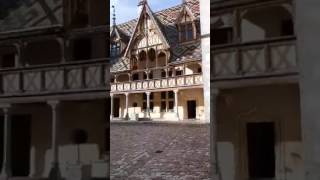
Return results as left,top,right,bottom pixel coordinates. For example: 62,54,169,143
123,2,170,57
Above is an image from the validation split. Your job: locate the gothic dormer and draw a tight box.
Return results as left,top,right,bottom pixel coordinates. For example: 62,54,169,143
176,1,199,42
125,0,169,59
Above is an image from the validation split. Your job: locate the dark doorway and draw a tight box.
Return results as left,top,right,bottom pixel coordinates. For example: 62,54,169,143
114,98,120,118
11,115,31,176
187,100,196,119
246,122,275,179
0,115,31,177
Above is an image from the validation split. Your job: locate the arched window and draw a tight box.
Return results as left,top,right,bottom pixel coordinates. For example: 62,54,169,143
148,48,156,61
132,57,138,70
139,51,147,61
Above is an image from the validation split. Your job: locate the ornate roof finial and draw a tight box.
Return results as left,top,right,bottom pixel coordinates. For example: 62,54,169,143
138,0,147,6
112,5,116,26
182,0,187,5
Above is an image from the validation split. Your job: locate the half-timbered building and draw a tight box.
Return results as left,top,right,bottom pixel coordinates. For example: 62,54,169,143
110,0,205,122
0,0,109,179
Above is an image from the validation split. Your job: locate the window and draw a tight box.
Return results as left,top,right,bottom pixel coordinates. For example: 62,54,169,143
149,72,153,79
212,27,233,45
168,101,174,110
168,91,174,99
198,67,202,73
111,42,121,57
161,92,166,99
179,23,194,42
160,91,174,112
142,93,154,112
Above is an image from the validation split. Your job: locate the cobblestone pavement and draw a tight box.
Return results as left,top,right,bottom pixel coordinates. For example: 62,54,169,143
110,122,210,180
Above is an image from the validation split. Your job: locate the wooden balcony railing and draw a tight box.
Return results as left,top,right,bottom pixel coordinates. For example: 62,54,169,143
212,36,298,81
111,74,203,93
0,59,109,97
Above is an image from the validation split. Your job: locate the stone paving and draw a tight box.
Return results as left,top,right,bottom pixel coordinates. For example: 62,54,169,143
110,121,210,180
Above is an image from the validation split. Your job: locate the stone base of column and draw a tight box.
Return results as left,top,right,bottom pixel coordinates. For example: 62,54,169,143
49,163,62,180
124,114,129,120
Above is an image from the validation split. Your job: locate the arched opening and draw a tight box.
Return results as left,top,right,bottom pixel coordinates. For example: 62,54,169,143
25,40,61,66
131,57,138,70
157,52,166,67
148,48,156,68
116,74,130,83
212,14,234,45
138,51,146,69
241,5,294,42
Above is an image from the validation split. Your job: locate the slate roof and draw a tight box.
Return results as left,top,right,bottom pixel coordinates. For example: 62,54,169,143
111,0,201,73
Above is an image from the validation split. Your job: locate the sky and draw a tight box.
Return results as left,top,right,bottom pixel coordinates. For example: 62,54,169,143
110,0,182,24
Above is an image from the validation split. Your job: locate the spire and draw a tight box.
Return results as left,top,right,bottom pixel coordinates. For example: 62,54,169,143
112,5,116,26
138,0,147,6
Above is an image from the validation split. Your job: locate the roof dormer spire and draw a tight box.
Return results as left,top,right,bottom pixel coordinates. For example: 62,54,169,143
112,5,116,26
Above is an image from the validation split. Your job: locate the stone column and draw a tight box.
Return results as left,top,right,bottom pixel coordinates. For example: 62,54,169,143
47,100,61,180
174,89,179,119
110,94,114,121
0,104,12,178
211,89,220,179
146,92,151,118
125,93,129,120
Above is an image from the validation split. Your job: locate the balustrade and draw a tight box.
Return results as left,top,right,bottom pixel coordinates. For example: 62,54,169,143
110,74,203,93
0,59,108,96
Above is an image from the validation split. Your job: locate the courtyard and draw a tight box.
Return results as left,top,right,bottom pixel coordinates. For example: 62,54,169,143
110,121,210,180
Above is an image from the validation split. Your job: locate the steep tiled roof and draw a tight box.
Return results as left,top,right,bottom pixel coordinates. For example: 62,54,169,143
111,0,201,73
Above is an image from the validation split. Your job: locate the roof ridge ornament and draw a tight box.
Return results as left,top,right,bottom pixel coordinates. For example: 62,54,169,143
138,0,147,6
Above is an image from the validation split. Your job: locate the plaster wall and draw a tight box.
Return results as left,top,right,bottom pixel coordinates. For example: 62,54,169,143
216,84,303,180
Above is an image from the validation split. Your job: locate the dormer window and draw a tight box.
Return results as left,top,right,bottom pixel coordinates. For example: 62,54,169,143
176,7,197,42
179,23,194,42
111,42,121,57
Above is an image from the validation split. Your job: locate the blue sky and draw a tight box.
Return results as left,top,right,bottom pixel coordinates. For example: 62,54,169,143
110,0,181,24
